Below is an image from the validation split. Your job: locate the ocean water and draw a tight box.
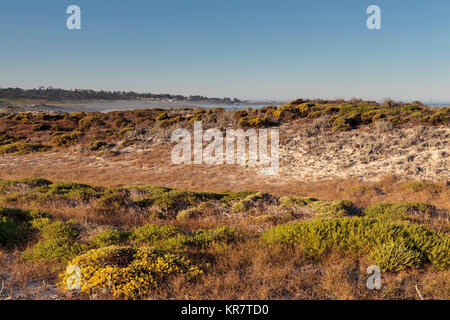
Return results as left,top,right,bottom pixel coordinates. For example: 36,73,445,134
433,102,450,107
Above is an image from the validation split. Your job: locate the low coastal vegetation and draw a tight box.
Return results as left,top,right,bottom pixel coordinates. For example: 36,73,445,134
0,178,448,299
0,98,448,300
0,98,448,155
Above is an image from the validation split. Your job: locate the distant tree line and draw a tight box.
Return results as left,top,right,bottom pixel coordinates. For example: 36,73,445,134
0,87,243,103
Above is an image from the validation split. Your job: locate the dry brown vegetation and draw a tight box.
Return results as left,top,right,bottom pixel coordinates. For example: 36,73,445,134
0,100,449,300
0,176,448,300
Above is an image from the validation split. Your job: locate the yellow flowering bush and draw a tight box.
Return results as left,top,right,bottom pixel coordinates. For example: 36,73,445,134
59,246,203,299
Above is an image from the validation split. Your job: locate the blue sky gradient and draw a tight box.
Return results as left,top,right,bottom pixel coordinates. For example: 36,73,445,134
0,0,449,101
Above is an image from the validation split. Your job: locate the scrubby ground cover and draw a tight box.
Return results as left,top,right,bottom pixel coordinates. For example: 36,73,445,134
0,99,448,156
0,178,448,300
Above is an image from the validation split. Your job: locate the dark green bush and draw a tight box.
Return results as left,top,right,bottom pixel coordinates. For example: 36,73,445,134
370,242,424,272
21,237,85,263
332,117,352,131
45,182,101,200
31,123,51,131
21,217,84,263
364,202,436,221
307,200,357,218
90,140,108,151
31,218,79,241
261,217,449,270
182,227,240,248
402,182,442,193
51,132,82,146
0,216,31,248
94,188,129,211
279,196,318,207
90,228,130,247
0,178,52,188
131,224,181,244
0,142,51,155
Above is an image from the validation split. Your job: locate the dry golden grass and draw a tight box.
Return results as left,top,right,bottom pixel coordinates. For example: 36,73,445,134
0,111,448,300
0,175,448,300
121,244,449,300
1,145,448,210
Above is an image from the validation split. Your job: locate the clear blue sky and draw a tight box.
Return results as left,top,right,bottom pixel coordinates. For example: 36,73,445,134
1,0,449,101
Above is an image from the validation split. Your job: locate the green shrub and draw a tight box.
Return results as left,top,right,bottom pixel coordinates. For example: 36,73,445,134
142,188,220,214
113,116,131,128
78,115,105,130
307,200,356,218
0,131,19,146
344,111,362,126
181,227,240,248
428,108,449,125
402,182,442,193
248,117,269,127
370,242,424,272
26,208,50,220
45,182,100,200
361,110,379,123
90,140,108,151
158,116,184,128
307,111,322,119
220,191,257,205
279,196,318,208
238,117,269,128
428,238,450,270
364,202,436,221
372,113,385,122
131,224,239,250
0,216,31,248
31,218,79,240
133,198,153,208
155,112,168,121
90,228,130,247
0,142,51,155
94,188,129,211
0,207,32,221
231,192,269,212
21,237,85,263
0,208,48,247
261,217,449,270
131,224,181,244
231,202,247,212
31,123,51,131
0,178,52,188
402,104,422,113
51,132,82,146
176,208,201,221
21,217,84,263
346,185,377,194
332,117,351,131
324,106,340,115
